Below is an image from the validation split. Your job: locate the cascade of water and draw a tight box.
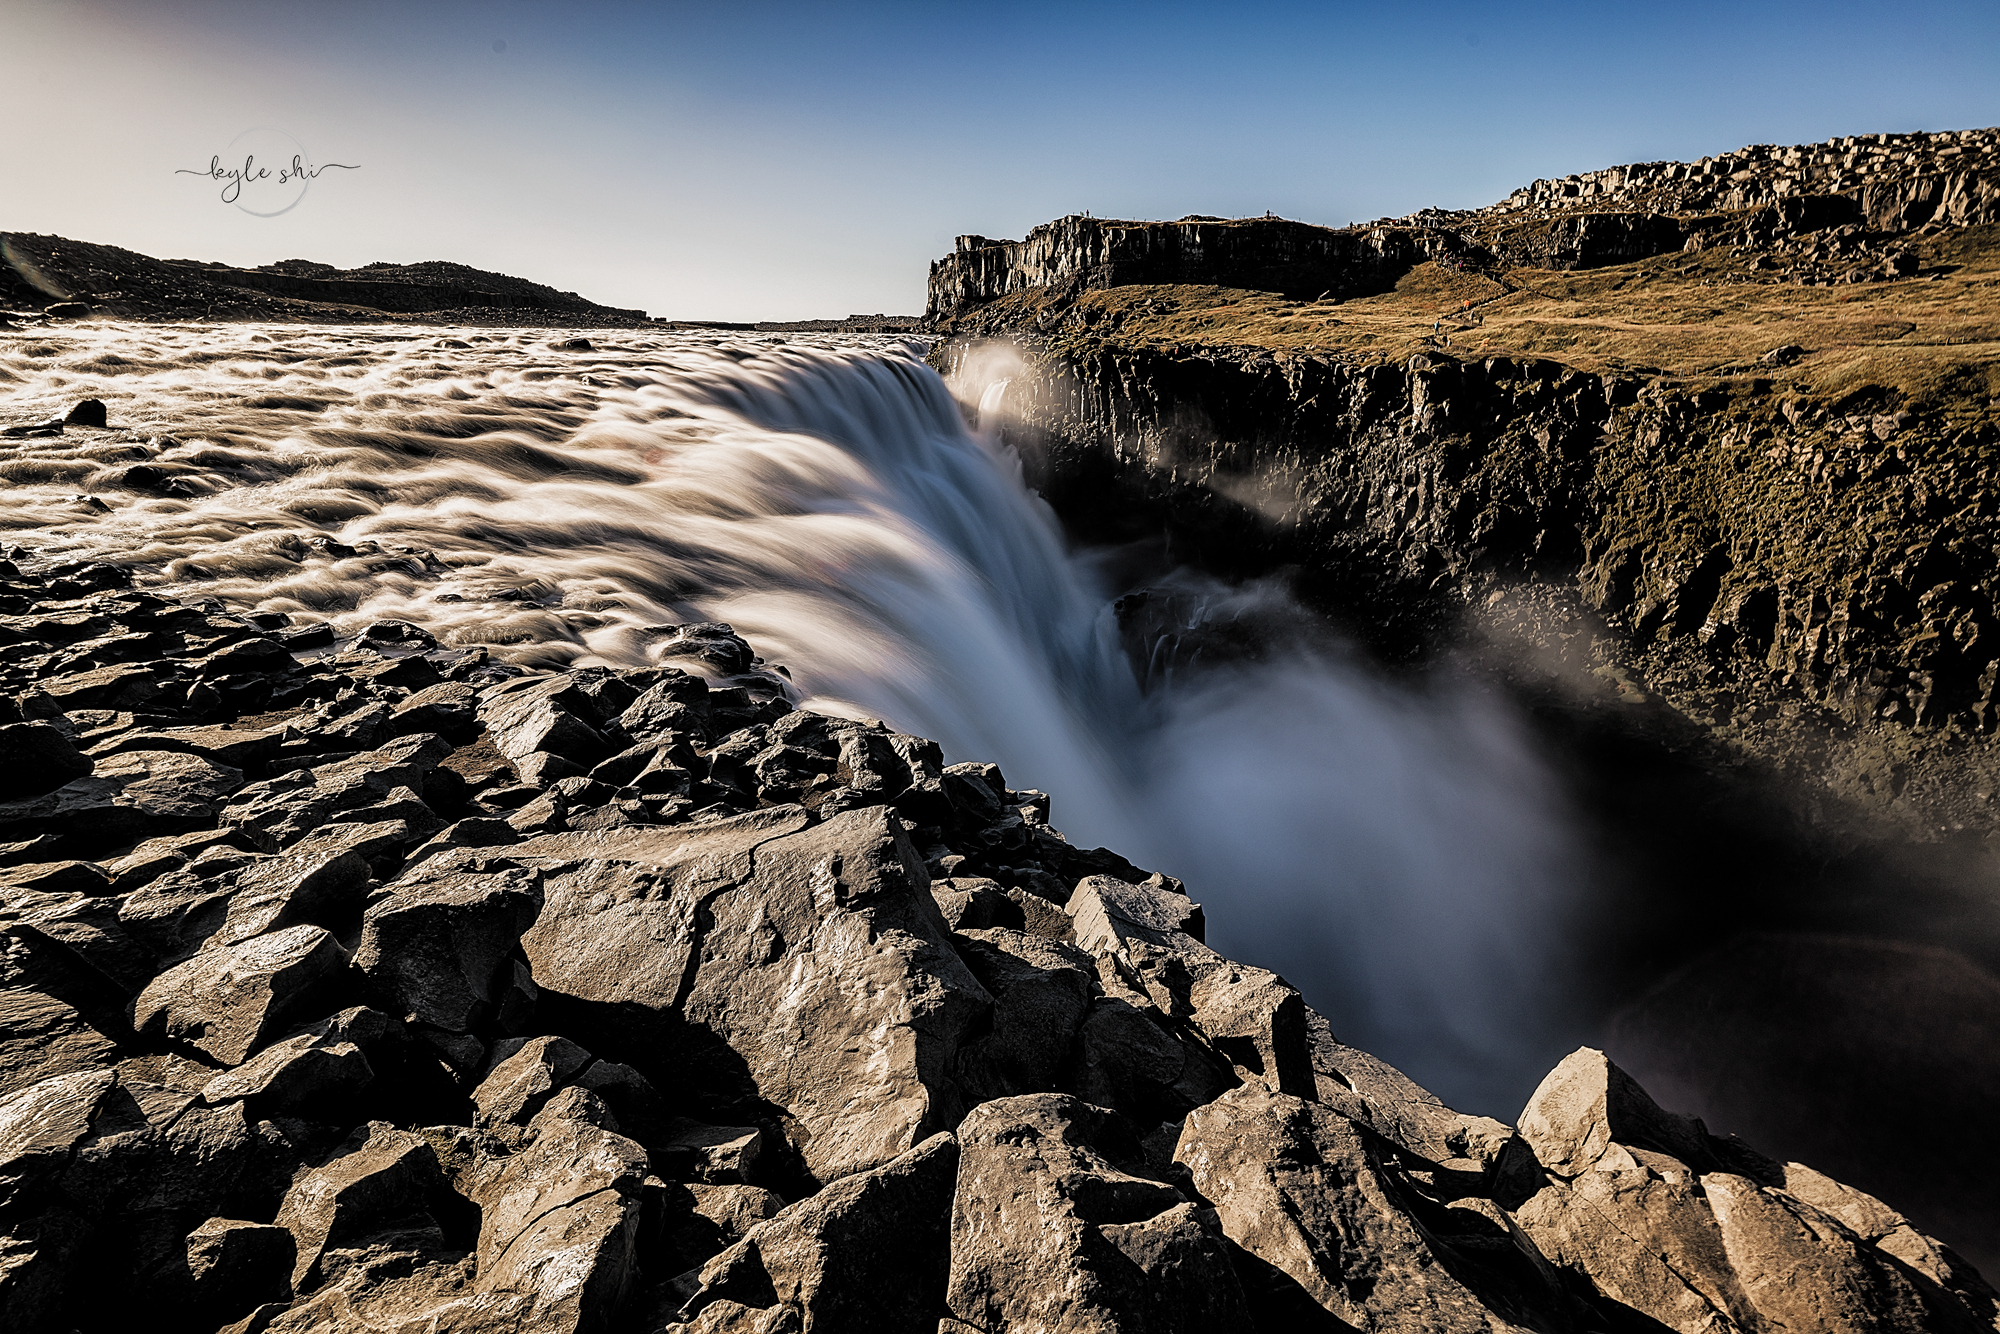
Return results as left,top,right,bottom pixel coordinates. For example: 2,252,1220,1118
0,326,1579,1111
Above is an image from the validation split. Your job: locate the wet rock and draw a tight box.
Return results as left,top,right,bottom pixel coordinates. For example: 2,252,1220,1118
63,399,107,427
0,751,242,854
946,1094,1250,1334
481,687,614,770
674,1132,959,1334
130,924,349,1065
390,682,480,740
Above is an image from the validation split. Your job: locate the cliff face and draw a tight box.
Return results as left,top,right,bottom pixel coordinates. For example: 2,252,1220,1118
1488,126,2000,230
928,216,1441,319
926,130,2000,836
943,341,2000,746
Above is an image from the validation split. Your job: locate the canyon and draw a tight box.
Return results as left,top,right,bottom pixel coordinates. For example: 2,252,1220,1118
0,125,1997,1332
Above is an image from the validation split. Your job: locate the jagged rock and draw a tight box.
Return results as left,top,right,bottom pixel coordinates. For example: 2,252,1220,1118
1175,1082,1526,1332
469,1087,650,1330
471,1035,593,1127
0,860,111,895
352,860,541,1034
0,750,242,853
1067,875,1313,1096
212,848,371,946
222,735,448,849
198,1008,394,1117
481,687,614,769
390,682,481,740
0,1070,120,1328
185,1218,296,1317
273,1121,457,1294
1307,1010,1512,1169
130,924,349,1064
930,877,1023,931
0,724,92,800
672,1131,958,1334
656,1120,764,1185
661,1183,785,1272
950,927,1093,1100
517,806,992,1182
945,1094,1250,1334
1500,1048,1995,1334
87,722,285,770
0,987,120,1096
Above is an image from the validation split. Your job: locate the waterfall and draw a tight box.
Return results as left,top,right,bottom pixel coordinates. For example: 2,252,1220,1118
1,326,1579,1112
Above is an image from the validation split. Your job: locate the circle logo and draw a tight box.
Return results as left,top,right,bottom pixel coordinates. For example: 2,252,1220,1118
226,127,313,217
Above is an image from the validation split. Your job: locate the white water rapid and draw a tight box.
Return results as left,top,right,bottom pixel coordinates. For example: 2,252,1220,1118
0,324,1579,1112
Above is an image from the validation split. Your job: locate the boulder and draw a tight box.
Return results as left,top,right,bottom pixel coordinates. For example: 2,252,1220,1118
130,925,349,1065
198,1008,394,1117
273,1121,456,1294
1175,1083,1522,1333
656,1119,764,1185
352,861,541,1034
517,806,993,1183
945,1094,1250,1334
949,927,1093,1101
184,1218,296,1317
1501,1049,1994,1334
674,1132,959,1334
470,1035,594,1127
0,987,120,1096
213,848,371,946
470,1087,651,1331
0,1070,121,1329
1065,875,1312,1096
480,689,612,769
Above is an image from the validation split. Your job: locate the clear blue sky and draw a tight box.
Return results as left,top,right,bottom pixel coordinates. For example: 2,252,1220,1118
10,0,1998,319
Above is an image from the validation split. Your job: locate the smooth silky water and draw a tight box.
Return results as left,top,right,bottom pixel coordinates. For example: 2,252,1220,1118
0,324,1581,1113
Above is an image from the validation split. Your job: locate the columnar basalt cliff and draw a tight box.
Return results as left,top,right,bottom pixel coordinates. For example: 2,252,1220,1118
0,552,1994,1332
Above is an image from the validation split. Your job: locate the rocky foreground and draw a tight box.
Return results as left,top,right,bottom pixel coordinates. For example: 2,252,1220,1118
0,545,1996,1331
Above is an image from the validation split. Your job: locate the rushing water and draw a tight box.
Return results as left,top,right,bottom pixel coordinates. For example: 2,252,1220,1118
0,324,1579,1113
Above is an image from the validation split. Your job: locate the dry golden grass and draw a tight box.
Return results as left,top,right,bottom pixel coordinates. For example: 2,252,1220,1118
965,223,2000,416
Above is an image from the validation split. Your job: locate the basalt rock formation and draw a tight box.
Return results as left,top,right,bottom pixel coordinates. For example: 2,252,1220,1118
0,504,1993,1329
929,127,2000,838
